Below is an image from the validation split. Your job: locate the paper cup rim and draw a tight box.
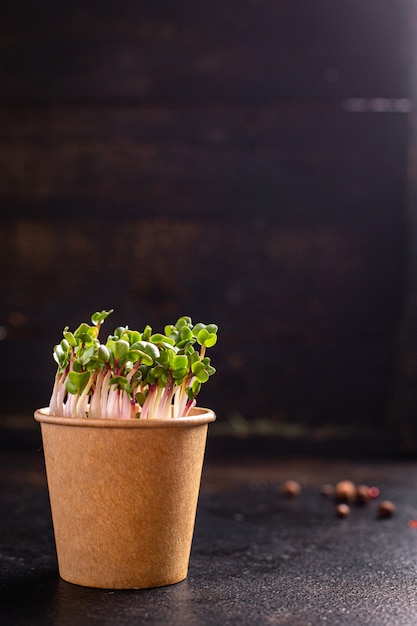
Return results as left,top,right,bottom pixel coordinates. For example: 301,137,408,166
34,406,216,428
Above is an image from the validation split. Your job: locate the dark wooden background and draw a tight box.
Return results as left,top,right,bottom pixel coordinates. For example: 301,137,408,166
1,0,417,451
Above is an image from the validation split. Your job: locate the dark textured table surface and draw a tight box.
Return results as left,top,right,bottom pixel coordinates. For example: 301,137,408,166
2,428,417,626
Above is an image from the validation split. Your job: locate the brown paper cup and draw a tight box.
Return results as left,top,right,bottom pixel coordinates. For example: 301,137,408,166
34,407,215,589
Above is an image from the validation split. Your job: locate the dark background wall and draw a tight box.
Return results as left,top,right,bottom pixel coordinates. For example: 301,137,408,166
1,0,417,452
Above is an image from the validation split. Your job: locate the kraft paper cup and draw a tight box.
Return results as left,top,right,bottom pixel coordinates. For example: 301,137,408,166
34,407,215,589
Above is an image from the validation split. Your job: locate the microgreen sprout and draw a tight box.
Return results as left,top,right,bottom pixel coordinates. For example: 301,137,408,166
49,311,217,419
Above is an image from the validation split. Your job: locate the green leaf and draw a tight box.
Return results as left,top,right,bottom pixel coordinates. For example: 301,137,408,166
150,333,176,346
98,344,110,362
91,309,113,326
138,364,150,380
75,323,97,343
157,351,170,365
63,329,77,347
68,370,91,393
114,326,128,339
172,354,188,371
195,369,209,383
187,348,199,361
179,326,193,341
176,339,193,350
196,328,209,344
142,325,152,340
65,380,78,395
197,328,217,347
131,341,160,360
53,344,67,367
161,341,177,352
128,330,142,344
110,375,129,390
126,349,140,363
79,344,96,366
158,371,169,387
60,338,70,352
129,349,153,367
192,323,206,338
114,339,130,362
172,367,188,381
136,392,147,406
164,324,177,337
150,333,165,344
191,361,204,375
85,357,102,372
176,316,192,329
205,333,218,347
72,360,84,373
106,338,129,363
147,365,164,384
191,379,202,394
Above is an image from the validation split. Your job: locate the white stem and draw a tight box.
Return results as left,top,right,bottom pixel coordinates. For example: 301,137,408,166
107,384,118,419
89,369,103,419
57,381,66,417
49,373,60,415
75,373,94,418
120,390,131,419
100,370,112,419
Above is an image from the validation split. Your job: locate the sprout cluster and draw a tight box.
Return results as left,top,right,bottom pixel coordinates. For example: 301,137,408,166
49,310,217,420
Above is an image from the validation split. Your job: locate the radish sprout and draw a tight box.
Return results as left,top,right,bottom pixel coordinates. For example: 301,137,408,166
49,310,217,419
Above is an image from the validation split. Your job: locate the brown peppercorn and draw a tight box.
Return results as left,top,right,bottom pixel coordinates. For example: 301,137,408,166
282,480,301,497
321,483,335,498
335,480,356,502
378,500,396,518
356,484,371,505
336,503,351,518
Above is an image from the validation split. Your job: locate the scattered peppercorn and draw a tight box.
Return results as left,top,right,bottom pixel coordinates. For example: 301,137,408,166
356,485,371,505
336,503,351,518
282,480,301,497
335,480,356,502
278,478,394,522
378,500,396,518
368,486,380,499
321,483,335,498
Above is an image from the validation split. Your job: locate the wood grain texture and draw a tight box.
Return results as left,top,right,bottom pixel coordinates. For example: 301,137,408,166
0,107,409,219
0,0,413,103
0,1,414,445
